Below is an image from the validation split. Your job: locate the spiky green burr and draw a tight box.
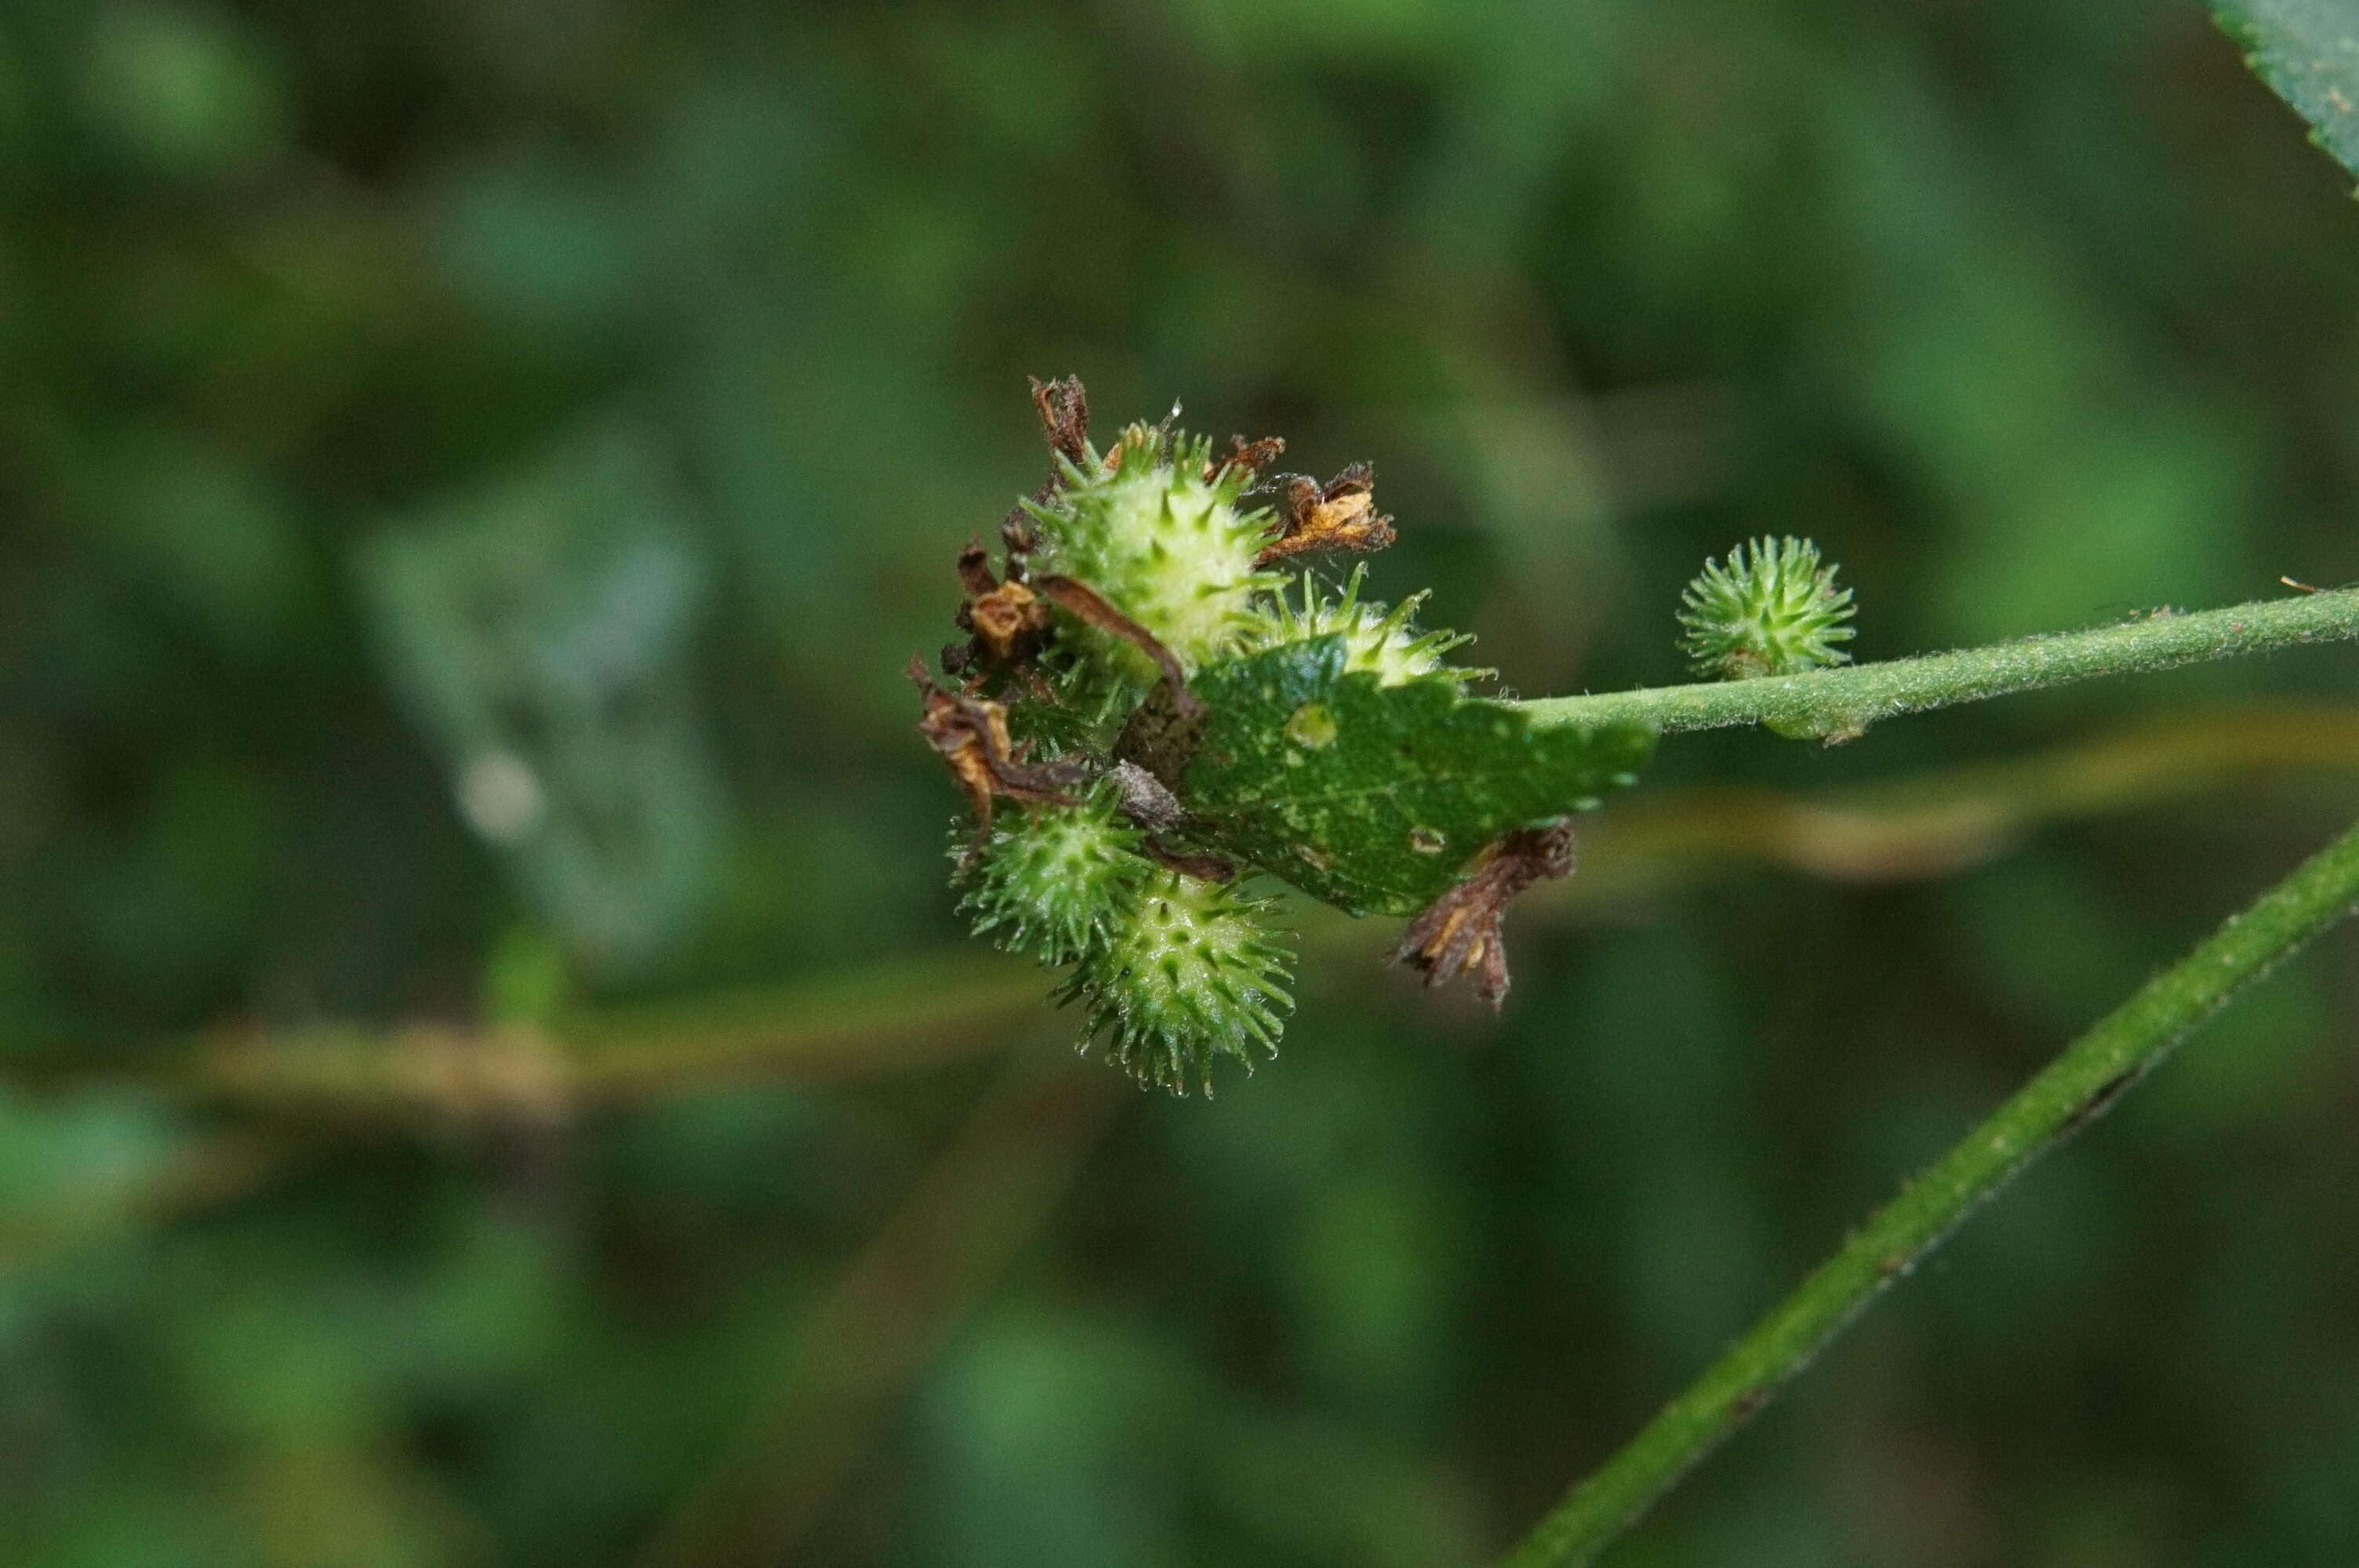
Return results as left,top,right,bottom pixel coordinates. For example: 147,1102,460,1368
1677,535,1856,681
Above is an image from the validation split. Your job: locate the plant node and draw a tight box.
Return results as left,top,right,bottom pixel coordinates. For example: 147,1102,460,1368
917,378,1645,1094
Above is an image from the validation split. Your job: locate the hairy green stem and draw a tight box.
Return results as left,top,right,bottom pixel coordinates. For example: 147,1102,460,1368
1499,812,2359,1568
1521,589,2359,739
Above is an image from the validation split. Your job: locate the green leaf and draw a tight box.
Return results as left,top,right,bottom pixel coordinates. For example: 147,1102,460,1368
2214,0,2359,183
1180,637,1656,916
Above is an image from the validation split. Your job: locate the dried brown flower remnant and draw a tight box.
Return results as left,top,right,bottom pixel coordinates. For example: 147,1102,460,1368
1030,375,1090,470
1393,819,1576,1007
947,535,1053,680
911,658,1085,855
995,376,1093,543
1212,434,1286,485
1256,463,1397,567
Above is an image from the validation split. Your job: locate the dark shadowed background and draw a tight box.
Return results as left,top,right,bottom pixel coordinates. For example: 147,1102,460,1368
5,1,2359,1563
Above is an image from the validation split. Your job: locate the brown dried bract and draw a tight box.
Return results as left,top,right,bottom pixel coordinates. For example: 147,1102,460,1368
911,658,1086,857
1143,845,1238,883
1256,462,1397,567
1393,820,1576,1008
1031,574,1206,722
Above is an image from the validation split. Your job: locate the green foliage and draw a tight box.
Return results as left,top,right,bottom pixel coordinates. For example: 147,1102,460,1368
1676,536,1856,681
1183,636,1654,916
2212,0,2359,183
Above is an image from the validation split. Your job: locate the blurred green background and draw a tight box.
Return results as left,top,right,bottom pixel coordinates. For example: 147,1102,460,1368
7,0,2359,1563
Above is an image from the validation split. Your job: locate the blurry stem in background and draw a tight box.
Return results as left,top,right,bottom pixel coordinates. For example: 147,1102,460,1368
9,703,2359,1117
1499,813,2359,1568
0,1128,291,1272
1521,587,2359,741
1573,702,2359,890
632,1050,1125,1568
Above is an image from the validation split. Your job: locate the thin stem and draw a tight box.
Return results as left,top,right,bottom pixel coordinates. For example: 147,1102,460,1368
1520,588,2359,739
1499,812,2359,1568
633,1051,1124,1568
